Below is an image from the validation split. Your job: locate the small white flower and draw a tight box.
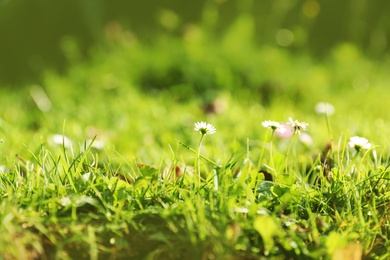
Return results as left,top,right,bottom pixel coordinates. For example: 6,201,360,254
234,207,249,214
59,197,72,207
86,139,105,150
287,118,309,135
194,122,216,135
299,132,313,146
82,172,92,182
50,134,73,148
0,165,6,173
348,136,372,151
315,102,335,115
261,120,286,133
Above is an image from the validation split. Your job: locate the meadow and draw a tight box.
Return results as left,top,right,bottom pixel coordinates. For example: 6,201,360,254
1,22,390,259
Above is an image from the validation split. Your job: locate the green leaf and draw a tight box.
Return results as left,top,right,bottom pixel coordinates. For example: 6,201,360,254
325,231,348,255
254,215,279,252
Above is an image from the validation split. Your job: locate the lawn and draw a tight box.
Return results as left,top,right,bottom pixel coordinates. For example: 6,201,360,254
1,23,390,259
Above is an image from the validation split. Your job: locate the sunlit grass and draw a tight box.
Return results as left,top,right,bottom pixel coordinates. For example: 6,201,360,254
1,30,390,259
1,125,388,259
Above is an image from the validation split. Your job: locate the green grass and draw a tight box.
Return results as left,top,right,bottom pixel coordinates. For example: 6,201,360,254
1,25,390,259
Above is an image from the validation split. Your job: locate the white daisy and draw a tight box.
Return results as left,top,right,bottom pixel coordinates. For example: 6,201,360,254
261,120,286,133
315,102,335,115
50,134,73,148
348,136,372,151
287,117,309,135
86,139,105,150
194,122,216,135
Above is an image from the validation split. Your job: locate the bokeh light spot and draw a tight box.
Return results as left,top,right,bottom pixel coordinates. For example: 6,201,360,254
276,29,294,47
302,0,320,18
159,9,179,30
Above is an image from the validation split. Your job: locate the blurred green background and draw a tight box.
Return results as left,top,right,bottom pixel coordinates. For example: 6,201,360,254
0,0,389,85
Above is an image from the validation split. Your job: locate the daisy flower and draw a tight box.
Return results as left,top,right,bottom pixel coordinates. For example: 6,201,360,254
193,121,216,185
315,102,335,115
348,136,372,152
261,120,286,133
287,117,308,135
194,122,216,135
86,139,105,150
50,134,73,148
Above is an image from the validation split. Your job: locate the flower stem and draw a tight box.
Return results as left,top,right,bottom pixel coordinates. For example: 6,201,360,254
257,130,270,170
270,131,275,172
324,111,334,155
196,134,205,186
285,132,297,172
